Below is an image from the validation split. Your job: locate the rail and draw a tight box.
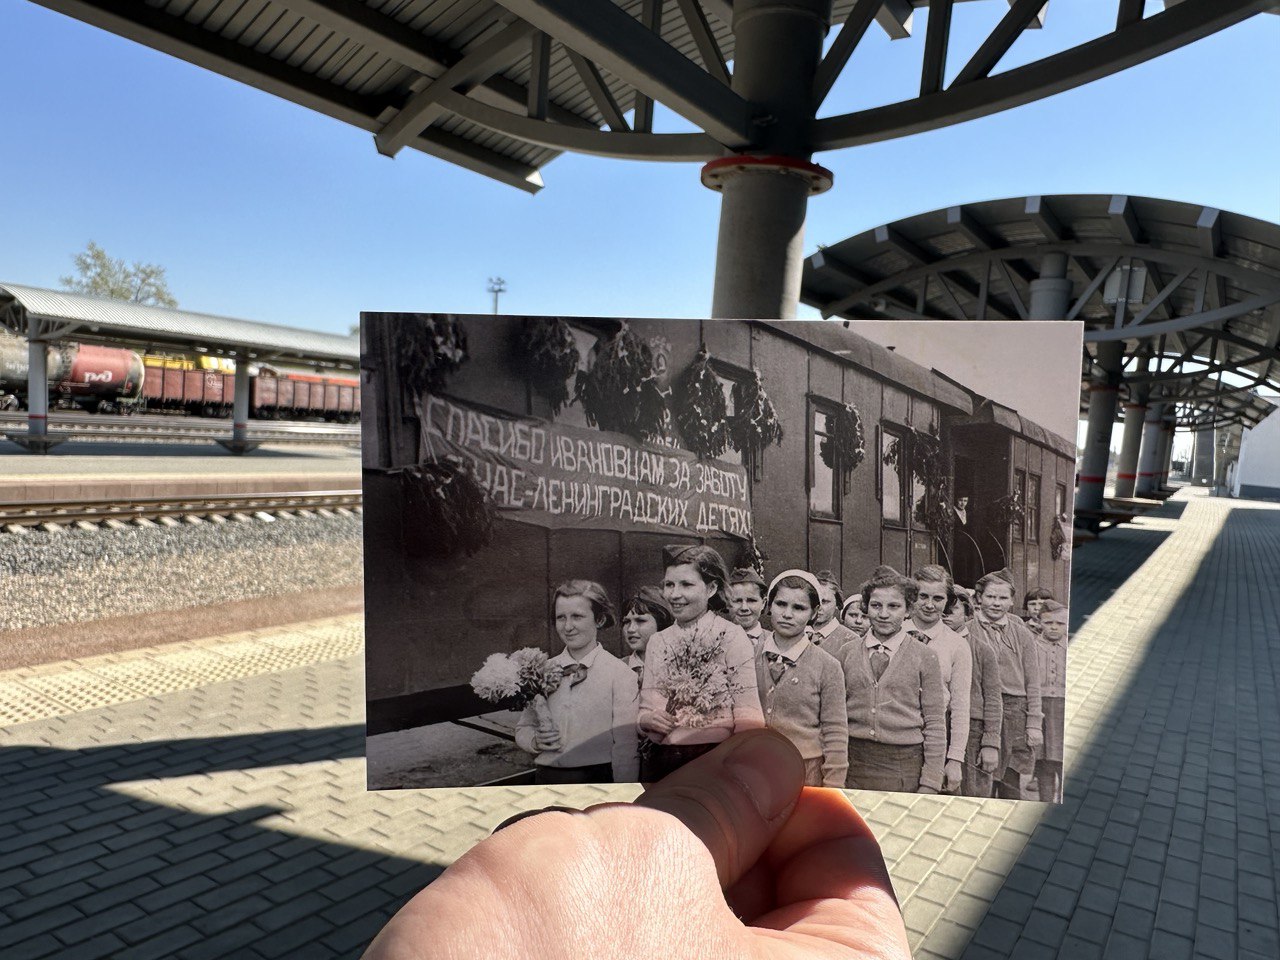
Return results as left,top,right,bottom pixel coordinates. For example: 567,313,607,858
0,489,363,530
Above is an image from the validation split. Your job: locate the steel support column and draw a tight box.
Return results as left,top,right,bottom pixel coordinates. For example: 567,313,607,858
216,355,261,455
1114,393,1148,498
1076,340,1124,511
233,358,250,441
708,0,833,319
1191,426,1214,482
1158,406,1178,489
26,337,48,439
1135,400,1166,497
1028,251,1073,319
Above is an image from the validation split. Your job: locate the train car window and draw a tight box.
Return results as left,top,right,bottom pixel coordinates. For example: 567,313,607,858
1028,474,1042,543
881,426,906,526
911,457,929,531
809,403,840,520
1013,469,1028,542
710,362,748,469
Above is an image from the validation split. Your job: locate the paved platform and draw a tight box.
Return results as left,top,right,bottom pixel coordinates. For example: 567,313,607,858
0,445,361,500
1,486,1278,959
0,444,360,480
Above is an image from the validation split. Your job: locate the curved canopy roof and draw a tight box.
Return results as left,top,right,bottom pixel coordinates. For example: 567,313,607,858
801,194,1280,430
29,1,1272,192
0,284,359,367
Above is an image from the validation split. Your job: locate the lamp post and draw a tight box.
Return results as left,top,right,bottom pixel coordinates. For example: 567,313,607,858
487,277,507,316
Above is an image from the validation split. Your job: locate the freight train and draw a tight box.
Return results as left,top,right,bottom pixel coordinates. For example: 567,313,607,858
0,335,360,422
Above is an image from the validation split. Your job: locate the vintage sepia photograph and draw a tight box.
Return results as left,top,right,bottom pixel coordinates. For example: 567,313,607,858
362,315,1081,801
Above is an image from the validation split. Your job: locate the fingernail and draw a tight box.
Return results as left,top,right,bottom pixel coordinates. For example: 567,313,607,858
491,805,580,834
723,733,801,821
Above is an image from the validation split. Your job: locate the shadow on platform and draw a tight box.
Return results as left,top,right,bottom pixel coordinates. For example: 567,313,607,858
960,497,1280,958
0,725,437,959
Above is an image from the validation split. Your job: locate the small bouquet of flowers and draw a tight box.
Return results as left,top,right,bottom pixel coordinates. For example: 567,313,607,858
660,621,744,729
471,647,564,738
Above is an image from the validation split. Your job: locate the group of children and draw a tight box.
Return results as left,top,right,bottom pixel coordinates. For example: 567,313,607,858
513,543,1068,801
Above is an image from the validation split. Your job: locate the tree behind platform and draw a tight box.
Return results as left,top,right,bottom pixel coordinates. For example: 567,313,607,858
60,241,178,308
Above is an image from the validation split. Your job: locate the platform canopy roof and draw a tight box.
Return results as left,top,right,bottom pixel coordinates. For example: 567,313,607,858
0,283,360,367
801,195,1280,430
28,1,1274,194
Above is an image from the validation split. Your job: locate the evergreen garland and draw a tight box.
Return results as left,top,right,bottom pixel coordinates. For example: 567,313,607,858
727,368,783,455
399,315,468,397
395,460,496,559
573,323,667,442
884,428,953,537
993,491,1028,531
674,346,729,459
516,317,580,415
818,402,866,488
1050,514,1070,561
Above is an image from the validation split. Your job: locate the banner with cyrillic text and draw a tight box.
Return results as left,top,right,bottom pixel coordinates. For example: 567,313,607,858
417,393,752,539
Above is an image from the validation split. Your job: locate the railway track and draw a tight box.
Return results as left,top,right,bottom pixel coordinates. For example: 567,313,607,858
0,411,360,446
0,489,363,532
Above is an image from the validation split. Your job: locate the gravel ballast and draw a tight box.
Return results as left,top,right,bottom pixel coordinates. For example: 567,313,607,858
0,512,364,632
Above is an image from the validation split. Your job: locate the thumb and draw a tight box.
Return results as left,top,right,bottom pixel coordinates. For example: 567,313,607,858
633,729,805,889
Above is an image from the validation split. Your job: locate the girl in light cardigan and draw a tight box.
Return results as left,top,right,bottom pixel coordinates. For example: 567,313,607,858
839,566,946,794
754,570,848,787
514,580,639,784
638,544,764,781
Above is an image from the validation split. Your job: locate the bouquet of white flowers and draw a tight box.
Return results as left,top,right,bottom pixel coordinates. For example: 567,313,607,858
471,647,564,737
660,621,745,729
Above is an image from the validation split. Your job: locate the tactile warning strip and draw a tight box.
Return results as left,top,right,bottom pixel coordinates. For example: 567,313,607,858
0,615,363,726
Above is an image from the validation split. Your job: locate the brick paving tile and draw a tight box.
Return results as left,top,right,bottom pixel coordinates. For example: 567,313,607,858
1148,928,1195,960
52,901,145,946
1194,925,1237,960
0,903,86,947
114,901,204,946
1066,906,1114,945
0,933,65,960
253,915,337,959
75,877,164,916
4,880,94,921
121,924,204,960
175,921,265,960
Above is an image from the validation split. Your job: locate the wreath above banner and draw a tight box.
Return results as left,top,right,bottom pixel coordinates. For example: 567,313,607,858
517,317,579,415
573,322,667,443
401,315,468,398
728,368,784,456
674,346,729,459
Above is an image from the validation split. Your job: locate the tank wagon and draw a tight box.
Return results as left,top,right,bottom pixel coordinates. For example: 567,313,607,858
0,336,144,413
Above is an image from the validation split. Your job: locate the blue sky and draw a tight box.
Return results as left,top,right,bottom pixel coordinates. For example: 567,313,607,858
1,1,1277,338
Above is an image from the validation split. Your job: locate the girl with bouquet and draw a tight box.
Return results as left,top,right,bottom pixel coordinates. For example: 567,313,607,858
755,570,848,787
514,580,639,784
638,545,764,781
